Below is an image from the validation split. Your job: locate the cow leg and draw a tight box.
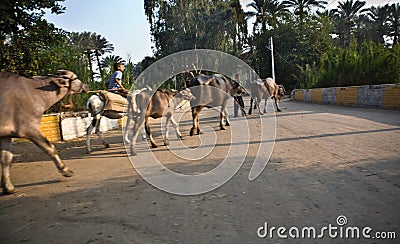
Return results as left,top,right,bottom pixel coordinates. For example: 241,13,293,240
129,113,146,156
255,98,263,115
124,96,133,144
238,96,246,116
164,115,171,146
196,114,200,134
141,127,147,139
94,116,110,149
131,112,146,140
248,98,253,115
220,112,225,130
145,118,158,148
1,137,15,194
275,97,282,112
28,132,74,178
86,114,109,154
224,109,231,126
263,98,268,113
170,116,183,139
190,107,201,136
86,115,97,154
220,104,230,130
123,111,132,144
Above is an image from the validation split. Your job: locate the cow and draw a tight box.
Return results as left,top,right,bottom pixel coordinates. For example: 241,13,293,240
186,74,241,136
129,88,195,156
0,70,89,194
85,87,150,154
248,78,285,115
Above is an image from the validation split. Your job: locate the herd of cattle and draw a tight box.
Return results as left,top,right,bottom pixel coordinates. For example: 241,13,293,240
0,70,285,194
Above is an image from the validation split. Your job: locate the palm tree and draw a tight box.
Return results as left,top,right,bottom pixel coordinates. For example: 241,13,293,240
388,3,400,45
266,0,291,28
331,0,366,46
92,34,114,80
68,31,114,82
101,55,126,71
364,5,390,44
246,0,290,33
282,0,328,23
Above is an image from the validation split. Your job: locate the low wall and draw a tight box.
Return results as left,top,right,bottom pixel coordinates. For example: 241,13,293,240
17,112,122,143
292,84,400,109
60,112,120,141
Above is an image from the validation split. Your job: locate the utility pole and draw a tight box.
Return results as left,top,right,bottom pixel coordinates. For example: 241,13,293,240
270,37,275,81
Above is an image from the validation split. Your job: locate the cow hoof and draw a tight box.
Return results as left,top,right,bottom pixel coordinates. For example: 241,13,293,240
86,150,92,154
3,187,16,195
61,168,74,177
1,181,16,195
190,128,195,136
277,109,282,112
104,143,110,148
164,142,169,146
129,150,138,156
220,127,226,130
151,144,158,148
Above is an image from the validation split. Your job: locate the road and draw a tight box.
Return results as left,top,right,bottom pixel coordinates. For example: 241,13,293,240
1,98,399,243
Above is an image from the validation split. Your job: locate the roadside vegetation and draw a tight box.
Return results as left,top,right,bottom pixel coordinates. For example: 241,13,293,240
1,0,399,111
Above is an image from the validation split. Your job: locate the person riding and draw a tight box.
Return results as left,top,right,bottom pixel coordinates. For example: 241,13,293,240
106,62,129,97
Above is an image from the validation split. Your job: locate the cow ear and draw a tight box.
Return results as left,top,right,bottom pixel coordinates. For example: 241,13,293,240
52,78,70,88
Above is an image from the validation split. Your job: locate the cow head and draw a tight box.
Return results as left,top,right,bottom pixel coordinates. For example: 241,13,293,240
53,70,89,94
278,85,286,97
179,88,196,101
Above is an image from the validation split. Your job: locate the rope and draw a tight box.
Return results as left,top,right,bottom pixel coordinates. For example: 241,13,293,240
175,100,189,111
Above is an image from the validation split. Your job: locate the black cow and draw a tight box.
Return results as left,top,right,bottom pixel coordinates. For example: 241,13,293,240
187,74,241,136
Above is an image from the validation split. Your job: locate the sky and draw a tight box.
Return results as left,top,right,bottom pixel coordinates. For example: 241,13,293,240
45,0,398,63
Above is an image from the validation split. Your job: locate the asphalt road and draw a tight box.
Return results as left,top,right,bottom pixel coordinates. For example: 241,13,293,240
1,98,399,243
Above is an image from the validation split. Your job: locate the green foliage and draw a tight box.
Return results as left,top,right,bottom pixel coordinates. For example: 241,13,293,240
0,0,65,38
303,41,400,88
144,0,247,57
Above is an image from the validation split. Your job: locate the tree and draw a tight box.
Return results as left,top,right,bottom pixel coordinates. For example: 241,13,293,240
246,0,290,33
0,0,65,39
0,0,68,76
331,0,366,46
144,0,247,57
101,55,126,70
282,0,327,23
69,31,114,82
363,5,390,44
387,3,400,45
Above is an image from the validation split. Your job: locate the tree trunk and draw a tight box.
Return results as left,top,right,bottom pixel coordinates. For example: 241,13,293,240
95,50,103,82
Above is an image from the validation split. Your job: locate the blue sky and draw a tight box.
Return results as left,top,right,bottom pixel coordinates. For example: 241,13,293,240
45,0,153,63
45,0,396,63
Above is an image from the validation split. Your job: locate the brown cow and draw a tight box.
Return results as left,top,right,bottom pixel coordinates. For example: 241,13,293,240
128,88,195,156
248,78,285,115
0,70,88,194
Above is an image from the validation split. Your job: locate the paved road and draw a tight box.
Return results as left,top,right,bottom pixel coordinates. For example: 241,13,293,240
1,99,399,243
